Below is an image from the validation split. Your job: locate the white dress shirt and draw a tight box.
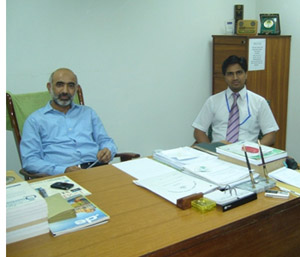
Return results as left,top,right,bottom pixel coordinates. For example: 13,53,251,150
192,87,279,142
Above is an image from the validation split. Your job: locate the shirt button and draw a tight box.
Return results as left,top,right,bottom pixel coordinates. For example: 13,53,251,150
69,128,72,131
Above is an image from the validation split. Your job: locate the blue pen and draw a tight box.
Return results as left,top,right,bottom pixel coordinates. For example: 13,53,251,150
87,160,99,169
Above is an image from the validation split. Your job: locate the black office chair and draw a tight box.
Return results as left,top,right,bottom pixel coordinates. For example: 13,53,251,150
6,86,140,180
205,124,263,143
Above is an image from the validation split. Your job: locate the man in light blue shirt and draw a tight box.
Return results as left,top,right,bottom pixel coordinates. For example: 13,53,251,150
20,68,117,175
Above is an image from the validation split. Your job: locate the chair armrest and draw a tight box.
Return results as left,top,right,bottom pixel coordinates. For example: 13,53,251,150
20,153,141,180
19,169,48,180
115,152,140,162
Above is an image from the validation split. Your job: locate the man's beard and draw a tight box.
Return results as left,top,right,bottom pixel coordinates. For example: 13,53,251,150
50,89,74,107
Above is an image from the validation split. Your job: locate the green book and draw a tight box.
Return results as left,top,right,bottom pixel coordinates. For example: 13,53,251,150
45,193,76,223
193,142,226,156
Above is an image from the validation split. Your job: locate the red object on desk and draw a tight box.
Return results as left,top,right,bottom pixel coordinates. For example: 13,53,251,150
242,146,259,153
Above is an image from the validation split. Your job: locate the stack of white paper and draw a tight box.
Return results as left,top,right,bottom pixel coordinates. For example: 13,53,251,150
269,167,300,188
153,146,217,170
6,181,49,244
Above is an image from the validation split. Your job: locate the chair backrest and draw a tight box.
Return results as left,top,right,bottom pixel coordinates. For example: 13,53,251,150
7,85,140,180
6,85,84,160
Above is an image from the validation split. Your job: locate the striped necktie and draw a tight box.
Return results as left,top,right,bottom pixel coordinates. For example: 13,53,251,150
226,93,240,143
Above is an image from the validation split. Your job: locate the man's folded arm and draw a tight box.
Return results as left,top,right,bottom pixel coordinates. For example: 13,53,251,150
91,111,117,161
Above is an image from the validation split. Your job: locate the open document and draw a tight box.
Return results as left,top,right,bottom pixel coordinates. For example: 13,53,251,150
134,171,218,205
183,158,260,188
113,157,218,204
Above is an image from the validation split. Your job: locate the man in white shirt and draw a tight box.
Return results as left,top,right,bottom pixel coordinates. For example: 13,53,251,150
192,55,278,146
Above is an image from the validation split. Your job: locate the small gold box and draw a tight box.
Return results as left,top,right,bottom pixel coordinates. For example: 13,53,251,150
237,20,258,35
191,197,216,213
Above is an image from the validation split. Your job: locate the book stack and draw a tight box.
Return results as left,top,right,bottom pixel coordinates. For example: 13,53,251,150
6,181,49,244
216,141,287,176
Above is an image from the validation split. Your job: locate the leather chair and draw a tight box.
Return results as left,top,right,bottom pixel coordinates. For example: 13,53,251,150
6,85,140,180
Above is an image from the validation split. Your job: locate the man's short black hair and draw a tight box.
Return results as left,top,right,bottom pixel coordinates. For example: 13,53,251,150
222,55,248,75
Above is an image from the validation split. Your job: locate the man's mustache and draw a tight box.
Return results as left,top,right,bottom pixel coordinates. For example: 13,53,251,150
58,93,72,99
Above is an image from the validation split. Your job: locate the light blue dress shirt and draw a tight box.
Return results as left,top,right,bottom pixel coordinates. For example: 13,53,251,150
20,101,117,175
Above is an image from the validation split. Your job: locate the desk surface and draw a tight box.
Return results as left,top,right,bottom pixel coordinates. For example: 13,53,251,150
6,163,300,257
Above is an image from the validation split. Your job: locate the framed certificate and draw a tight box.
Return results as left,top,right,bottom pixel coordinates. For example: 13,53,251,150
259,14,280,35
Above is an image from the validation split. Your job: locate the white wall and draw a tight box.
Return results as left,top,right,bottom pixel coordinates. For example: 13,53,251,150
6,0,299,173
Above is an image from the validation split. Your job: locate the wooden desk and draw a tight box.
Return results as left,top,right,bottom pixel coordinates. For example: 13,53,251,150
6,164,300,257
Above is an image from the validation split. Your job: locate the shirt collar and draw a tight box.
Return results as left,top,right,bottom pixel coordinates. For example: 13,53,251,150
226,86,247,100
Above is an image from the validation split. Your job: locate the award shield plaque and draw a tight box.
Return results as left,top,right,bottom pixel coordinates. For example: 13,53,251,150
259,14,281,35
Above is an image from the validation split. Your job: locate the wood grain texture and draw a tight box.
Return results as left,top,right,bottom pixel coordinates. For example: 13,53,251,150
6,164,300,257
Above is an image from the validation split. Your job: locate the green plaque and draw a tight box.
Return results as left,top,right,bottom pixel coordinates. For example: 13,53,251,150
259,14,281,35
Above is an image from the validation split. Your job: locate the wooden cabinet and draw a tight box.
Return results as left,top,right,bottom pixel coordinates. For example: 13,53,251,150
212,35,291,150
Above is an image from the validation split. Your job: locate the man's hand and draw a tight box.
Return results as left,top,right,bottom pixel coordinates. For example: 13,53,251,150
65,166,81,173
97,148,112,164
